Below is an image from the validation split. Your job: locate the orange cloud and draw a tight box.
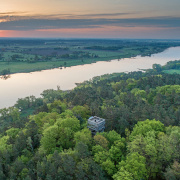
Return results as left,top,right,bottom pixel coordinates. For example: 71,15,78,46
35,26,179,38
0,26,179,39
0,30,13,37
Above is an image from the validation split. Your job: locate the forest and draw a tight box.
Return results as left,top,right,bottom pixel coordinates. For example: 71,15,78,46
0,60,179,180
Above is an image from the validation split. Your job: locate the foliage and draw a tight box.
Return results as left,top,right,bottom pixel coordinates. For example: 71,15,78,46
113,152,147,180
0,60,179,179
74,128,92,147
129,119,165,140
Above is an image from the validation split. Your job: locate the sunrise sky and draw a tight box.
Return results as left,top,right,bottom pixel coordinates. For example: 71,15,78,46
0,0,180,38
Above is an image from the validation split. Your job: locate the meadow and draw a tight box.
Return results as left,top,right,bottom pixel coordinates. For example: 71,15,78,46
0,39,180,74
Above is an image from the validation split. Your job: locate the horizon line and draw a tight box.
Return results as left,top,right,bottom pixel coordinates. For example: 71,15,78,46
0,37,180,40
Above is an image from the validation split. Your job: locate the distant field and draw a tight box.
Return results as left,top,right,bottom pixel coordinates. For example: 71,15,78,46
0,59,97,74
0,39,180,74
163,69,180,74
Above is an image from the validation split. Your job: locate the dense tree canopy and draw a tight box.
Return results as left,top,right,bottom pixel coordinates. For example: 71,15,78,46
0,60,179,179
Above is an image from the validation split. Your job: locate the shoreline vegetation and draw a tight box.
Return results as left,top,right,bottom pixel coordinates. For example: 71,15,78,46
0,59,179,111
1,39,180,75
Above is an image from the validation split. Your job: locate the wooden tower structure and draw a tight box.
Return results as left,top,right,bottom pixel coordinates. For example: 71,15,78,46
87,116,105,135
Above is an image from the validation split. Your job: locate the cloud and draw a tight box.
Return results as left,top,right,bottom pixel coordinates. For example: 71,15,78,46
0,12,27,15
69,13,133,18
0,15,180,31
0,12,134,21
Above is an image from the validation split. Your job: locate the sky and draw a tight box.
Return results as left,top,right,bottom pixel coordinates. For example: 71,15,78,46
0,0,180,39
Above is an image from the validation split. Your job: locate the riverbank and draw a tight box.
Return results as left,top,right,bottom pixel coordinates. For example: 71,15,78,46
0,48,171,75
1,39,180,75
0,46,180,109
0,57,115,75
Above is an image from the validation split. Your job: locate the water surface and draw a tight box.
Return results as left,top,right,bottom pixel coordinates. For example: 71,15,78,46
0,46,180,109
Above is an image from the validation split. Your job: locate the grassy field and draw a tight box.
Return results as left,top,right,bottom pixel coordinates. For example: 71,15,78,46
163,69,180,74
1,39,180,75
0,59,98,74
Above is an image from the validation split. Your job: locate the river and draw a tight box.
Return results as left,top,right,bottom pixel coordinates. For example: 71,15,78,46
0,46,180,109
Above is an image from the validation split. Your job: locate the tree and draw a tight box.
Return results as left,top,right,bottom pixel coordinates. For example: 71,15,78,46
114,152,147,180
6,128,20,139
74,128,92,147
128,131,160,178
29,112,48,128
164,161,180,180
40,125,60,154
48,100,67,114
168,126,180,160
101,130,122,148
113,167,133,180
41,89,63,103
41,117,80,153
74,142,90,159
152,64,162,72
94,150,116,176
0,163,5,180
72,105,90,119
0,136,12,152
94,135,109,149
75,158,106,180
9,107,20,122
109,139,126,164
129,119,165,141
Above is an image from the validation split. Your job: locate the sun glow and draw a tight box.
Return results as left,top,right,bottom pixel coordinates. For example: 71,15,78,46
0,30,12,37
0,25,177,39
0,0,180,38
